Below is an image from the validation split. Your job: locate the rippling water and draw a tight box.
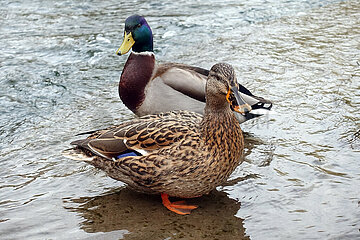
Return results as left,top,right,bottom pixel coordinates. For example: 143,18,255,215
1,0,359,239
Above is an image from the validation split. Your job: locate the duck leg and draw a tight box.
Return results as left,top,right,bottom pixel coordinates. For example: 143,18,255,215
161,193,198,215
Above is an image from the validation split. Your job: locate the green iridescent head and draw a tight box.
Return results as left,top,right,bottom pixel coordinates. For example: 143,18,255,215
116,15,153,55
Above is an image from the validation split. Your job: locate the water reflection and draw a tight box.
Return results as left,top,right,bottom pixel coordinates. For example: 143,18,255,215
64,188,249,240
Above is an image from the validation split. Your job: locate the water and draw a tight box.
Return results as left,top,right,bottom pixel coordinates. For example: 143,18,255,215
1,0,359,239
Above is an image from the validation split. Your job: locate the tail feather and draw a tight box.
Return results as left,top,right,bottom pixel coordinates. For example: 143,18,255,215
237,83,272,115
75,130,98,136
62,148,95,162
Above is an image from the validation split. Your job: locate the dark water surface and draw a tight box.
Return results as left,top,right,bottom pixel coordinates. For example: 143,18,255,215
1,0,359,239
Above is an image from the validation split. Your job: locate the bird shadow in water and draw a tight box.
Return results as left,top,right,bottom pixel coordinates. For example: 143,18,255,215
63,188,250,240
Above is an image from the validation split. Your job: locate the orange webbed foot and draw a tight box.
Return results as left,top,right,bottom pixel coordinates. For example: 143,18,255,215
161,193,198,215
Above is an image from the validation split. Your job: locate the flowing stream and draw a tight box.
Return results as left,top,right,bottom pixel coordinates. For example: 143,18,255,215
1,0,359,239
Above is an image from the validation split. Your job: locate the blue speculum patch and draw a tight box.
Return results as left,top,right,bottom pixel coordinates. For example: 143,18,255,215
115,151,141,159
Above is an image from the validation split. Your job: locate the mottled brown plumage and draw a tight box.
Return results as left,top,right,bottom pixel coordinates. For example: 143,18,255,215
63,63,249,214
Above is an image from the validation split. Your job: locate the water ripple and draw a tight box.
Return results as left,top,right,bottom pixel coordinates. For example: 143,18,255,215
1,0,359,239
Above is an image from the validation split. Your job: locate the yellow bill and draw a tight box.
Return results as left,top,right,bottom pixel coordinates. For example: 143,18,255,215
116,32,135,55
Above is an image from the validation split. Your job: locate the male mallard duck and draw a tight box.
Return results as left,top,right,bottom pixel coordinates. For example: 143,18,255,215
64,63,249,215
116,14,272,123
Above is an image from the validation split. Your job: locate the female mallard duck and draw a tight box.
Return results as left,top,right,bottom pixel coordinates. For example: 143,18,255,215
116,14,272,123
64,63,249,215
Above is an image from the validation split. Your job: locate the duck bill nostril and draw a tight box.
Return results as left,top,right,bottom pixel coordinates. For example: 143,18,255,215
116,32,135,55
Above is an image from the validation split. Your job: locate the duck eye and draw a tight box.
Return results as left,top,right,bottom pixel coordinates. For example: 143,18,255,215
137,24,141,28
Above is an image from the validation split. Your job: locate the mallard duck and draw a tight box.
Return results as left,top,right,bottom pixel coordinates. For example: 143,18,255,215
116,14,272,123
64,63,249,215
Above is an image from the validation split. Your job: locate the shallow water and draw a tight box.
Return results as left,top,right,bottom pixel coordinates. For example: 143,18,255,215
1,0,359,239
